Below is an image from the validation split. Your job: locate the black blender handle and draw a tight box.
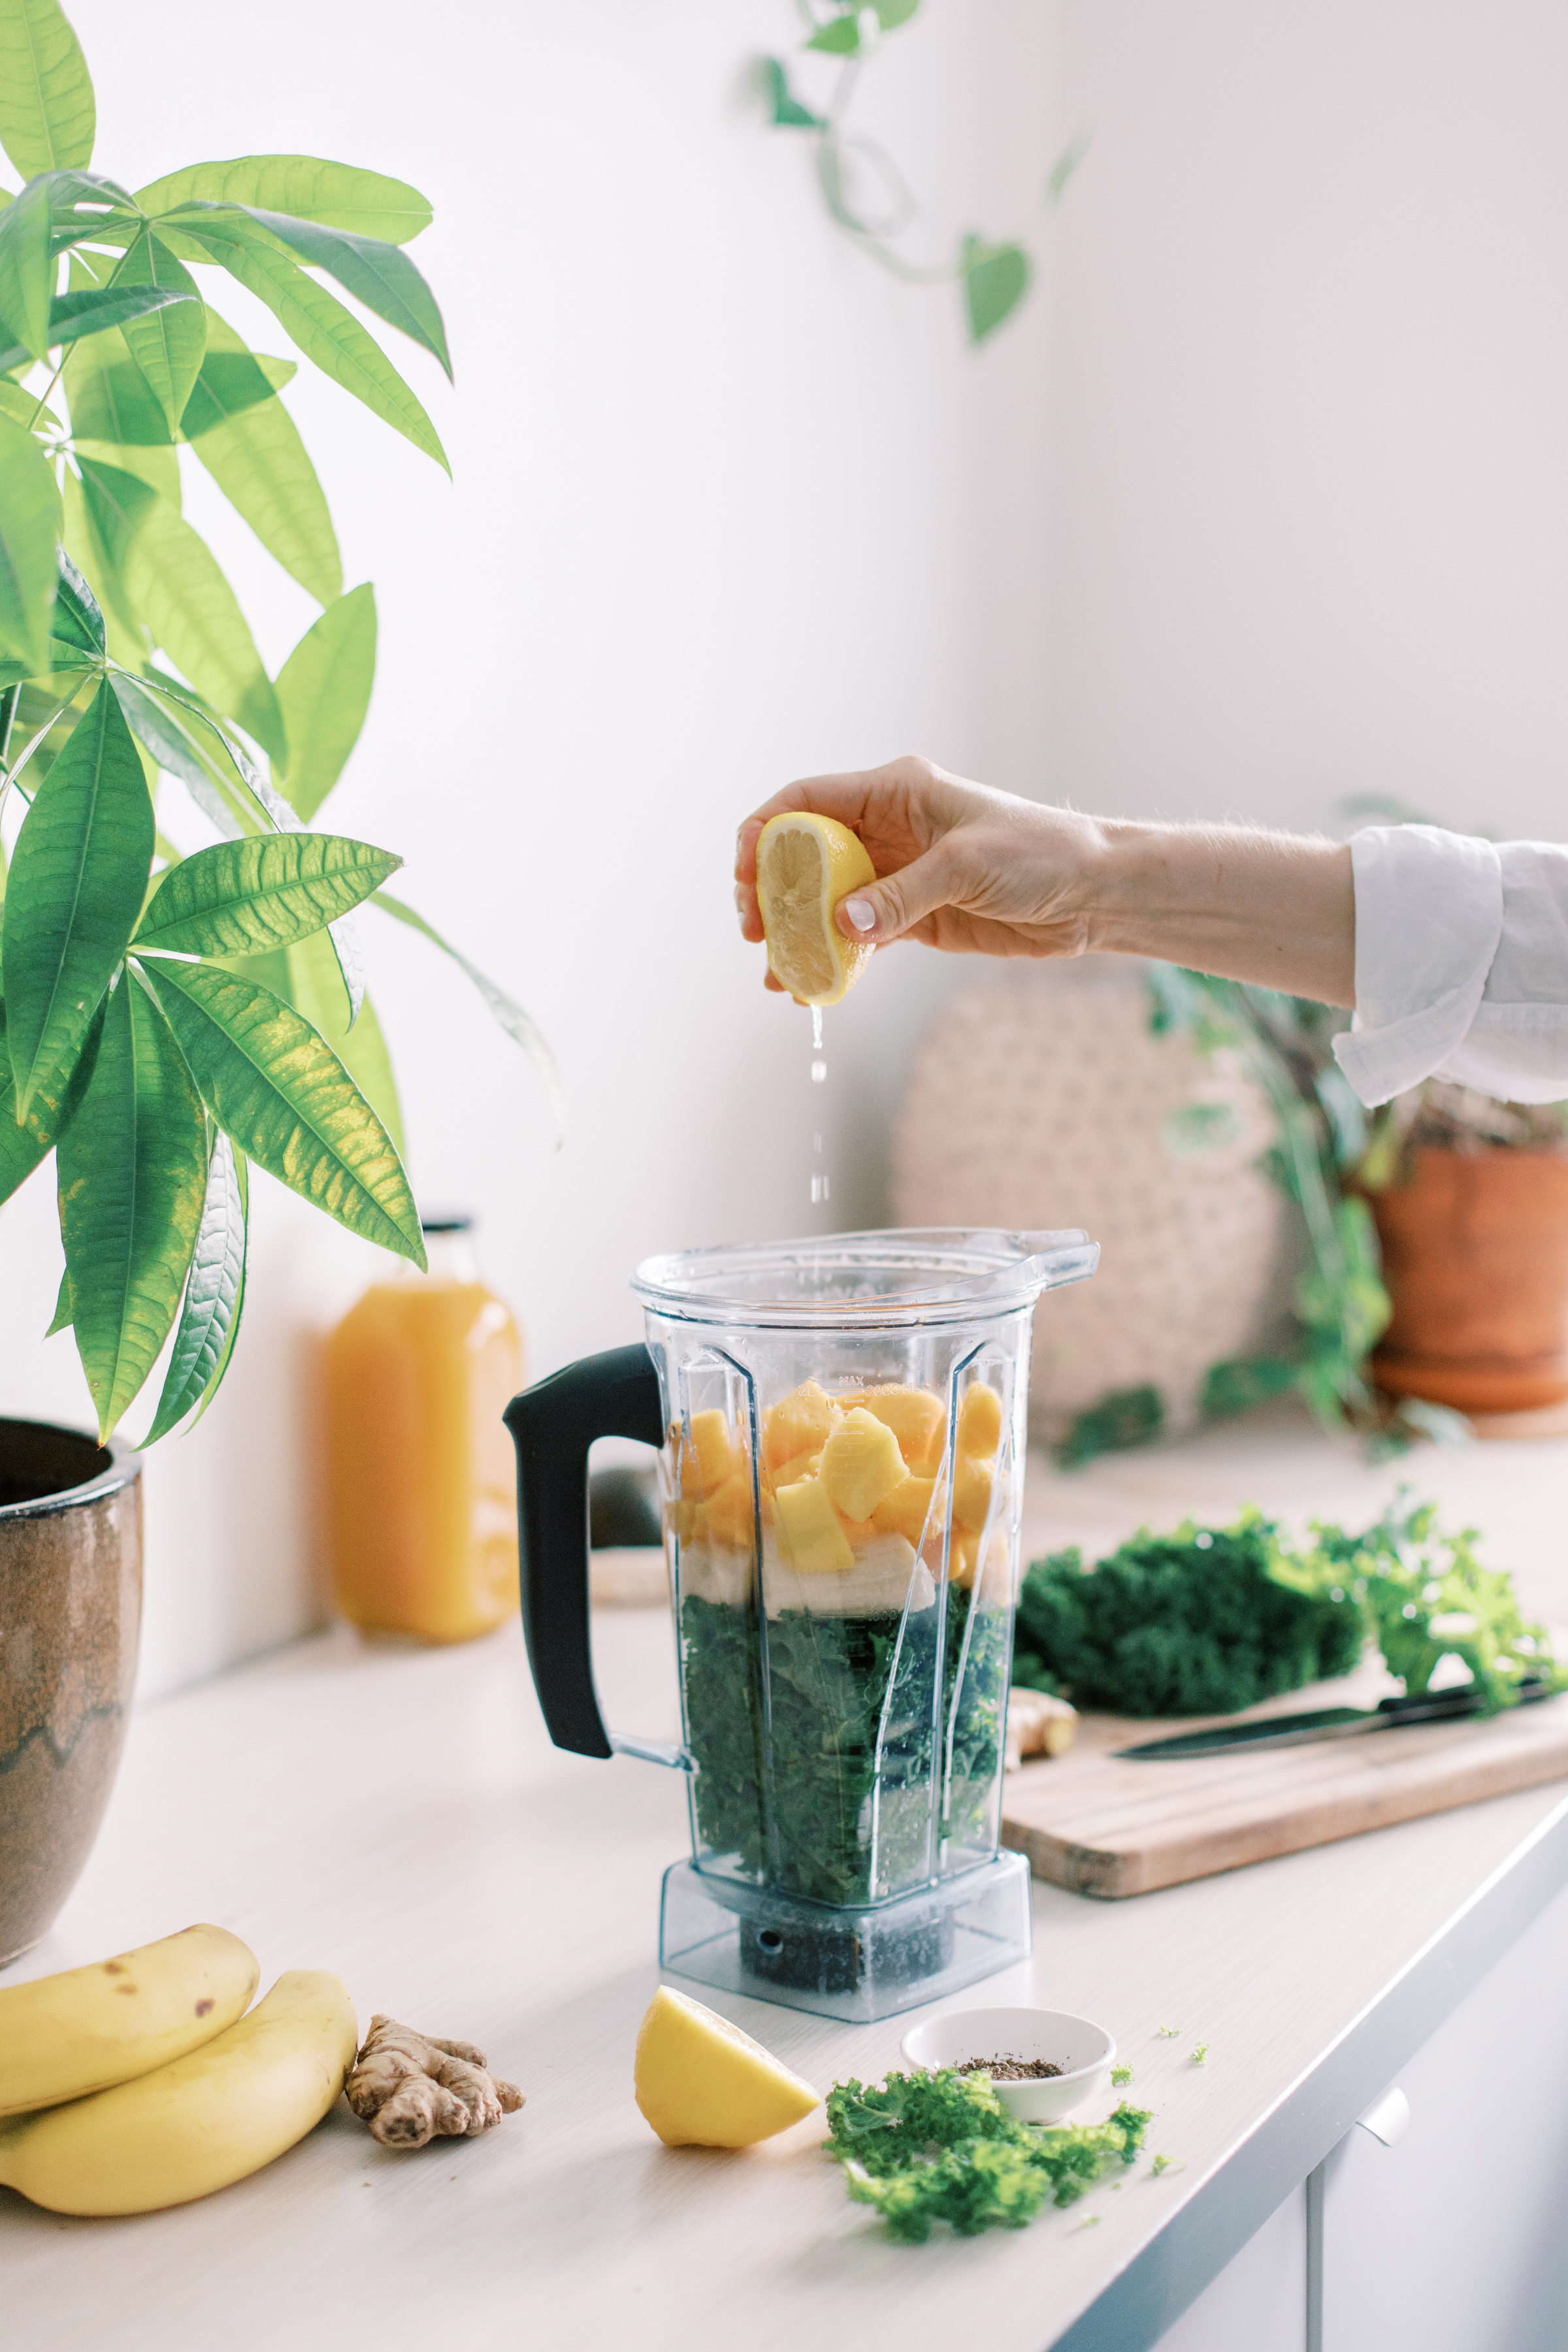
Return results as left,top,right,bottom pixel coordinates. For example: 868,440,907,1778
504,1343,664,1758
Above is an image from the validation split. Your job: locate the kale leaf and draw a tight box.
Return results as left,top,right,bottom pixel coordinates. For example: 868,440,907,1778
1013,1510,1362,1717
824,2067,1151,2243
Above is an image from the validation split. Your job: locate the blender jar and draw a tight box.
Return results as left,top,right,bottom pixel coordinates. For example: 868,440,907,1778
506,1226,1097,2022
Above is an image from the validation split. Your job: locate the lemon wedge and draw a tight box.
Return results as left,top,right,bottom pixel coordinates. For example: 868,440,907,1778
756,813,877,1006
634,1985,821,2147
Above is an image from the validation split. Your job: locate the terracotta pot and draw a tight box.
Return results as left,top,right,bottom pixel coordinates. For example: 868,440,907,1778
1369,1145,1568,1413
0,1419,142,1967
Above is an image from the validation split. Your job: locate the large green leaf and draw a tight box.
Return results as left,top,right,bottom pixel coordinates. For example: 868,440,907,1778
60,467,146,665
170,220,449,473
962,237,1030,344
0,0,95,181
56,970,209,1438
191,205,451,378
140,956,423,1262
180,346,296,439
109,668,270,841
115,231,206,433
0,172,52,357
141,1126,247,1443
0,411,62,670
3,678,151,1117
78,457,287,763
135,830,400,956
61,260,172,448
372,889,564,1141
273,584,374,817
0,282,193,374
186,309,340,604
0,378,57,430
135,157,432,246
41,167,140,255
284,925,404,1159
0,983,101,1206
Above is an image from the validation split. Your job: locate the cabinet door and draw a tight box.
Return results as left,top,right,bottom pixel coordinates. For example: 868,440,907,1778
1320,1878,1568,2352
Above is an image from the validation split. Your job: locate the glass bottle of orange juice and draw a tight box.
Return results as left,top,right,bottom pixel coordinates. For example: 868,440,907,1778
324,1215,524,1642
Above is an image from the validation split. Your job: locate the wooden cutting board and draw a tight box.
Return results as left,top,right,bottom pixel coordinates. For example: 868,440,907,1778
1001,1667,1568,1899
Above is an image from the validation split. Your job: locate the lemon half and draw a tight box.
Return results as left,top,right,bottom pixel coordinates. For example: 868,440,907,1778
634,1985,821,2148
756,813,877,1007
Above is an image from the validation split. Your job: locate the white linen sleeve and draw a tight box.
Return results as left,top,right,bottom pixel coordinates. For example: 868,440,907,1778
1332,826,1568,1107
1332,826,1503,1107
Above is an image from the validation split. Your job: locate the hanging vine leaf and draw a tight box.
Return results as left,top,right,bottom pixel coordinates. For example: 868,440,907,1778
3,677,151,1120
141,1127,248,1442
139,956,424,1264
0,0,96,181
762,60,825,132
962,237,1030,344
56,970,210,1439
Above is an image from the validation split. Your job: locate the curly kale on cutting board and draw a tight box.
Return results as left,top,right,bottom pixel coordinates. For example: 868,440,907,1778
1012,1499,1560,1718
1012,1511,1362,1717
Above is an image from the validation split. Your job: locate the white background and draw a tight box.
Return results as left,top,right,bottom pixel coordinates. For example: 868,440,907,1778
3,1,1564,1695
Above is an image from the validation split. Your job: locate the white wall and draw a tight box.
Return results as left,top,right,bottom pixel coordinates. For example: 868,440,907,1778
1043,0,1568,843
0,1,1064,1694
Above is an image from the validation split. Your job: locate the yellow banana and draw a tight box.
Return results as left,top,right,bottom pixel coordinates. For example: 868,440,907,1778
0,1969,358,2214
0,1923,259,2117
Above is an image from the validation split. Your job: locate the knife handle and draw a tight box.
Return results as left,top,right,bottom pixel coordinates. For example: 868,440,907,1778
1375,1676,1550,1725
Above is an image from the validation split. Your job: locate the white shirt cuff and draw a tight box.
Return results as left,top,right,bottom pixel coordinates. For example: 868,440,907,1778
1331,825,1503,1107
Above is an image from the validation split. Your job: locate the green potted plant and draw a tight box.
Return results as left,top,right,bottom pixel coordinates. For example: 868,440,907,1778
0,0,551,1957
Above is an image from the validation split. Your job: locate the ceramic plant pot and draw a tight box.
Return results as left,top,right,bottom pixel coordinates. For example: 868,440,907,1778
1369,1146,1568,1414
0,1419,142,1967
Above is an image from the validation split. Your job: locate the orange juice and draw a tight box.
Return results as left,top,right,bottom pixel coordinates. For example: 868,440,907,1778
324,1220,524,1642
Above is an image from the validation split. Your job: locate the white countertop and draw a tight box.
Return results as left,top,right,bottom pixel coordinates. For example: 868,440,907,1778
7,1402,1568,2352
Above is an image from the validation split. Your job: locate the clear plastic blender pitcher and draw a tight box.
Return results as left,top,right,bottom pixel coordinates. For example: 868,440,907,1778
506,1226,1098,2021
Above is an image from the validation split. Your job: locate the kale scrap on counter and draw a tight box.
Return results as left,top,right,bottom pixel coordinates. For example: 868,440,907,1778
823,2067,1151,2243
1012,1499,1559,1720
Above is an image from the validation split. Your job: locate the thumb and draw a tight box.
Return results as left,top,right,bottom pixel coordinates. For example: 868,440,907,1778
837,843,960,945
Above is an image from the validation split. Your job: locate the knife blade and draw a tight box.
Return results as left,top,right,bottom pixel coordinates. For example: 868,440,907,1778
1114,1678,1552,1760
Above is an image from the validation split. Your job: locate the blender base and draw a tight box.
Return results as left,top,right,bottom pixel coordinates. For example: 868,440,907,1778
659,1852,1033,2023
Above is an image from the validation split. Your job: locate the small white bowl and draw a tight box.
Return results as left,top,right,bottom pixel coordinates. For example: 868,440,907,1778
899,2004,1117,2124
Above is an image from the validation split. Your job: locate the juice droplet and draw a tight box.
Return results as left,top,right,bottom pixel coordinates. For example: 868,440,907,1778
811,1007,824,1052
811,1175,831,1204
811,1059,827,1084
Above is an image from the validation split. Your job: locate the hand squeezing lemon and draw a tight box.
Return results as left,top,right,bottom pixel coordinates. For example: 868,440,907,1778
755,813,877,1007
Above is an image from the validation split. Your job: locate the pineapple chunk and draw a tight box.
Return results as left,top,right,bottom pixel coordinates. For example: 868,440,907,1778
872,1473,938,1545
706,1468,756,1548
674,1409,741,1498
852,1384,947,1472
953,1454,994,1535
762,1381,841,1473
762,1445,823,1492
956,1383,1003,1459
819,1407,909,1524
772,1475,855,1575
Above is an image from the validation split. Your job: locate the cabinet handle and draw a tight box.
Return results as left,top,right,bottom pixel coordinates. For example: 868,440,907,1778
1356,2083,1411,2146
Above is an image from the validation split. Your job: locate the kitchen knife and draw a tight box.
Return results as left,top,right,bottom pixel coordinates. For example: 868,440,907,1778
1114,1678,1552,1760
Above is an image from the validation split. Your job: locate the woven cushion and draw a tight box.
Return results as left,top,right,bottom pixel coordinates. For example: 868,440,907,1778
890,960,1291,1443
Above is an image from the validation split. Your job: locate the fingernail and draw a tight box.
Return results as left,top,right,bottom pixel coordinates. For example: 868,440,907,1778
843,897,877,932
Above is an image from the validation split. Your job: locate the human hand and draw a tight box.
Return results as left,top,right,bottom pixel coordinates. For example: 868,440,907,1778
734,755,1105,992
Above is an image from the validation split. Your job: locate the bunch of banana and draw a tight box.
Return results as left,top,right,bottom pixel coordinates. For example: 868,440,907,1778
0,1925,357,2215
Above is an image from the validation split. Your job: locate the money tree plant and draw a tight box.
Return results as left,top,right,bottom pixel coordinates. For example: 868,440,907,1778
0,0,552,1445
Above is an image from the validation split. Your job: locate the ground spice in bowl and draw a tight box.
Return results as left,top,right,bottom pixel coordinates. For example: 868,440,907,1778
956,2055,1065,2081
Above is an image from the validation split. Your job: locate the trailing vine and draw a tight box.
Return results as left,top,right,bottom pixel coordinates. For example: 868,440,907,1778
762,2,1085,344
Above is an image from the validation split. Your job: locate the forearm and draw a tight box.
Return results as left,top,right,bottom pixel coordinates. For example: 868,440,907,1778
1080,821,1356,1008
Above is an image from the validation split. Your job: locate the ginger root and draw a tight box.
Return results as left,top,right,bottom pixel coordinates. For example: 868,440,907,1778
1005,1688,1078,1771
346,2014,525,2149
